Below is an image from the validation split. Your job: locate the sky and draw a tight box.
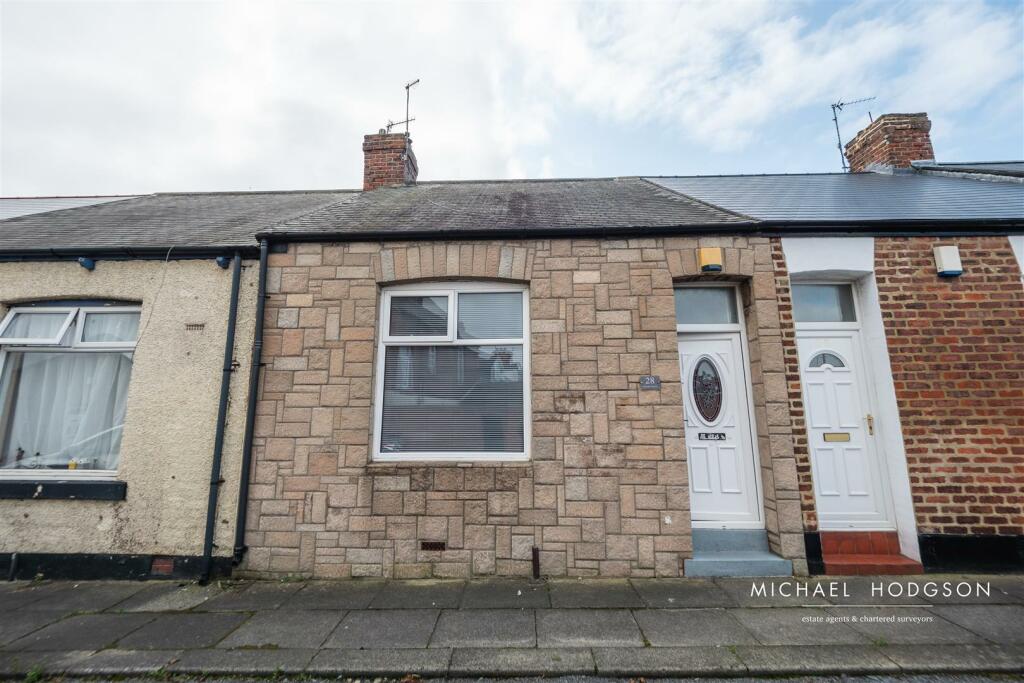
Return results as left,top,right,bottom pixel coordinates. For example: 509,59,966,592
1,0,1022,196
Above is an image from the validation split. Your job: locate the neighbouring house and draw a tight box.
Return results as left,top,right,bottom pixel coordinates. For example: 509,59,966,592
0,191,349,579
1,113,1022,580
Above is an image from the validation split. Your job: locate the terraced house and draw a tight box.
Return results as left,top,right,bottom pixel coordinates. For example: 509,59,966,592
1,113,1022,581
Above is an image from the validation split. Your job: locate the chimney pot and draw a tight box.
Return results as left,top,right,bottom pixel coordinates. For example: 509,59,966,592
844,112,935,173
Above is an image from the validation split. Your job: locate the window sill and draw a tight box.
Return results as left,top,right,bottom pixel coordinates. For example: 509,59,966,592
0,479,126,501
369,457,530,468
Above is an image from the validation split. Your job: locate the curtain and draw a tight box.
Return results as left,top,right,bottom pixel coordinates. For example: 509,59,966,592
82,312,140,342
0,310,137,471
0,351,132,470
1,311,69,340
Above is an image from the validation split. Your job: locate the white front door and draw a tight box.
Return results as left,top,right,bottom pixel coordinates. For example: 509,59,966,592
679,333,761,527
797,332,893,529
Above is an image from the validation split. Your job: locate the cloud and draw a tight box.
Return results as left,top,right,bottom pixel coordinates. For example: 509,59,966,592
500,0,1022,150
0,0,1020,194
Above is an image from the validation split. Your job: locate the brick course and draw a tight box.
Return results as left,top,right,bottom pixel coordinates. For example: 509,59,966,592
844,113,935,172
240,236,805,578
875,236,1024,536
362,133,418,191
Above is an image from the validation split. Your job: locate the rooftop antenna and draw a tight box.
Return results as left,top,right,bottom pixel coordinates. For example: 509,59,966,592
385,78,420,134
831,96,876,172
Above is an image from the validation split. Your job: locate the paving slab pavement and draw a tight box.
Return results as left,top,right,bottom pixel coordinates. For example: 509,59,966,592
216,609,344,649
829,606,987,644
280,579,385,610
549,579,645,608
368,579,465,609
591,646,746,676
633,608,759,646
536,609,644,648
323,608,439,649
115,612,247,650
449,648,595,676
730,606,869,645
0,574,1022,678
306,648,452,676
630,578,738,608
5,613,153,651
926,604,1024,644
431,608,536,648
461,578,550,608
732,644,901,675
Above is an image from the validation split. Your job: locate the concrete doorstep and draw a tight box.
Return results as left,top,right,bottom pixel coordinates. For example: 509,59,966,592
0,575,1021,678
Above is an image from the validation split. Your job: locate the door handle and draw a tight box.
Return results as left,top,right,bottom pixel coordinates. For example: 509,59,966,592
866,414,874,436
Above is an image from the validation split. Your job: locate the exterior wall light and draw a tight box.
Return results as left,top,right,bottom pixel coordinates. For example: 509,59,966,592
934,245,963,278
216,256,231,269
699,247,723,272
77,257,96,271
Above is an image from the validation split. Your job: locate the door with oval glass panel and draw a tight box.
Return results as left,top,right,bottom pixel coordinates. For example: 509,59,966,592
678,332,761,527
792,283,894,529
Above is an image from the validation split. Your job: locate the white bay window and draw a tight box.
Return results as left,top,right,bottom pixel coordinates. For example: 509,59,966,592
374,282,530,461
0,304,140,478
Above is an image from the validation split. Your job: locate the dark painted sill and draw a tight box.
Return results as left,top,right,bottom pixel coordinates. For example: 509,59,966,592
0,479,126,501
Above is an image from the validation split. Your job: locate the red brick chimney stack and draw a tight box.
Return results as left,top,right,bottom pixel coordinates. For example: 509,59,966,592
362,130,418,191
844,113,935,173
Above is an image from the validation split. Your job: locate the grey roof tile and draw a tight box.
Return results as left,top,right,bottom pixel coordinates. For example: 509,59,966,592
912,161,1024,179
268,177,751,237
0,196,138,220
0,190,354,252
647,172,1024,222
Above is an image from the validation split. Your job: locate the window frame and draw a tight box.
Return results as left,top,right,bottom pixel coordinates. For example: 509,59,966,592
74,306,144,349
373,281,531,463
0,307,77,345
0,305,141,481
790,280,861,331
674,282,744,333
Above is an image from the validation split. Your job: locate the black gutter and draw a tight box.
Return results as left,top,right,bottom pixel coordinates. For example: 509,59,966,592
232,239,269,566
200,251,243,584
256,217,1024,244
0,246,260,262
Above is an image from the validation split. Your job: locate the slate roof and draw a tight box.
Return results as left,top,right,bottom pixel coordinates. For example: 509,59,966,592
912,161,1024,178
647,172,1024,223
268,177,750,238
1,167,1021,255
0,195,138,220
0,190,353,253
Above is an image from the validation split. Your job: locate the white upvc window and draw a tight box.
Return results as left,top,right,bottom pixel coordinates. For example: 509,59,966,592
791,282,860,330
0,304,141,480
373,282,530,462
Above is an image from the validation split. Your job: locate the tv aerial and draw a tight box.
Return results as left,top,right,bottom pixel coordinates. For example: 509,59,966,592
386,78,420,134
831,96,876,171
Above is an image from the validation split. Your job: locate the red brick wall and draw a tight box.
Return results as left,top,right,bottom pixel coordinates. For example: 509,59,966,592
363,133,418,190
876,236,1024,536
772,239,819,530
844,113,935,172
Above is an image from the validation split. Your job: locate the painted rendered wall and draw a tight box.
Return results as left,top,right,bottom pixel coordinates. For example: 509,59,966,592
1011,236,1024,282
0,259,258,558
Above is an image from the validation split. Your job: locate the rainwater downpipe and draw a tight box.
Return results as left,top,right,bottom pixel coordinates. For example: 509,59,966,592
232,239,269,565
199,251,242,583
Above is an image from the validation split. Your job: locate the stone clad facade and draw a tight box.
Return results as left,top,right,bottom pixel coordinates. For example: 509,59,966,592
240,235,807,579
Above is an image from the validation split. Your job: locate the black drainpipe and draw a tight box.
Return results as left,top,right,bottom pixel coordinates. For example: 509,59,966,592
232,239,269,565
200,251,242,583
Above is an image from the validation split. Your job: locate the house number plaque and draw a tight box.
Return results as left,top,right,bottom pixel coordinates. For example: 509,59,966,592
639,375,661,390
698,433,726,441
